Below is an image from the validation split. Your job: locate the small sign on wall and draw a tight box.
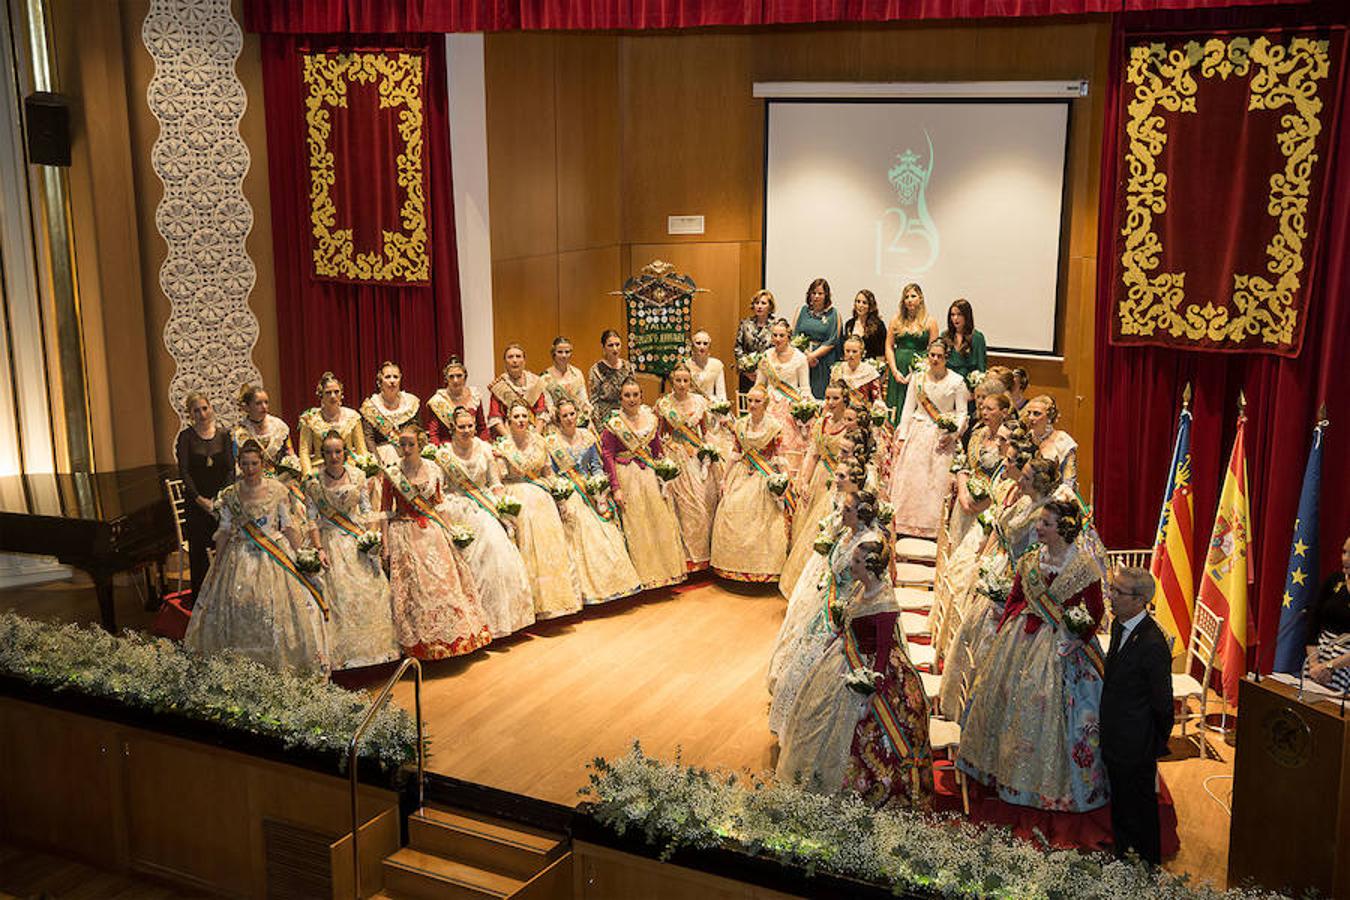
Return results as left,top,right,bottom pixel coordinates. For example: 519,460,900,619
667,215,705,235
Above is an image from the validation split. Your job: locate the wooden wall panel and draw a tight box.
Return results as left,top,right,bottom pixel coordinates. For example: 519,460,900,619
555,35,621,253
558,246,624,371
486,33,559,262
492,255,561,370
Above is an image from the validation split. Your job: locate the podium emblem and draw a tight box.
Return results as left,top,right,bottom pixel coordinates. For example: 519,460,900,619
1261,706,1312,768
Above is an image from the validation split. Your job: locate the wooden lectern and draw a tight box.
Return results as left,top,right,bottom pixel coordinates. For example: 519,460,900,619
1229,677,1350,897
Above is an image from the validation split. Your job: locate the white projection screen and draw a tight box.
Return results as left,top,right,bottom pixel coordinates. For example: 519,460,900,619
763,100,1071,354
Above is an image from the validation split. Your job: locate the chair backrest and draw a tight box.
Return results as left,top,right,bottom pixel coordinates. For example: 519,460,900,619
959,642,978,711
1106,548,1153,574
736,391,749,415
927,581,948,649
164,477,189,547
936,596,963,665
1187,598,1225,681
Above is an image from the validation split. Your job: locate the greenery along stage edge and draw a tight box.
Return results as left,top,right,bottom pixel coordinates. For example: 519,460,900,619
0,612,417,772
581,742,1291,900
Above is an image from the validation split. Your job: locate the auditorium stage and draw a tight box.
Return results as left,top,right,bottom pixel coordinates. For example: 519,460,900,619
383,576,1238,891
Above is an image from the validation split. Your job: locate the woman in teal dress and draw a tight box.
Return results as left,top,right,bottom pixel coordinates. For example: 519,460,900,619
793,278,843,400
944,298,987,382
883,282,938,426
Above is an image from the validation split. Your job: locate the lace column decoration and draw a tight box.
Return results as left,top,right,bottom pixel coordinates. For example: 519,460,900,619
144,0,261,430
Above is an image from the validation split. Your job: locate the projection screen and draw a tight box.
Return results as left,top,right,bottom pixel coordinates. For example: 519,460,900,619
763,99,1071,355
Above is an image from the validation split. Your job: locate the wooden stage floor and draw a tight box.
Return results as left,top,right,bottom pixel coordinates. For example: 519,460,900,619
388,576,1238,890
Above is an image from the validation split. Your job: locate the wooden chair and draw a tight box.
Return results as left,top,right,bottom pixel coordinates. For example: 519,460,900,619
1106,548,1152,574
906,588,946,672
928,642,975,814
1173,598,1224,759
164,477,191,594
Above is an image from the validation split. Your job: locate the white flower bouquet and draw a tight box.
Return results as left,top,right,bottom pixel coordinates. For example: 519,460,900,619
812,517,839,556
976,557,1012,603
966,369,986,390
295,548,322,574
275,454,302,478
936,415,958,433
842,667,883,696
584,473,610,496
697,444,723,463
977,508,997,533
1063,604,1096,640
967,474,992,502
496,496,522,518
949,448,969,474
876,501,894,528
420,444,439,460
789,400,820,423
767,473,791,496
736,351,761,373
355,530,381,556
546,476,575,502
352,453,382,477
448,524,476,549
708,399,732,416
652,458,682,482
790,333,811,351
906,351,928,374
869,402,888,426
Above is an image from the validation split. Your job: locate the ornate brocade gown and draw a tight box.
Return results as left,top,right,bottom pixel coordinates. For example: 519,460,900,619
887,370,969,538
184,480,329,675
599,408,687,590
755,349,811,473
930,429,1003,659
779,414,848,597
710,415,789,583
495,433,584,619
233,415,306,520
540,364,593,428
426,387,490,444
297,406,368,476
655,393,721,570
361,392,421,466
303,466,400,669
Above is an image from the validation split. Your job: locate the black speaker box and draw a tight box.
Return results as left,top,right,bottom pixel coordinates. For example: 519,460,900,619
24,91,71,167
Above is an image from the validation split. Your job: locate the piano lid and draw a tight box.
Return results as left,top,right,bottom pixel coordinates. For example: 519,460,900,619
0,465,178,522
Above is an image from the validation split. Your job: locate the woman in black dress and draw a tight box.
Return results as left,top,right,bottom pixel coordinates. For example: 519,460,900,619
174,392,235,604
844,289,887,362
1306,534,1350,692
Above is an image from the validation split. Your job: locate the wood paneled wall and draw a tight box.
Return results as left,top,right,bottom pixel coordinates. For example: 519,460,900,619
485,19,1110,490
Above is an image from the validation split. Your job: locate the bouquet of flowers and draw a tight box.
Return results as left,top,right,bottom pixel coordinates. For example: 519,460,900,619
708,399,732,416
295,548,322,574
652,458,682,482
906,351,928,374
448,524,476,549
352,453,382,477
790,333,811,351
877,501,895,528
789,400,820,423
496,496,522,518
976,557,1012,603
949,448,969,474
865,356,887,374
584,473,610,496
935,414,959,433
275,454,302,479
842,667,883,696
546,476,575,502
812,516,841,556
355,530,381,556
1063,604,1096,640
966,369,986,390
736,352,762,373
977,509,997,533
420,444,439,460
767,473,791,496
869,402,889,426
967,474,992,502
697,444,723,463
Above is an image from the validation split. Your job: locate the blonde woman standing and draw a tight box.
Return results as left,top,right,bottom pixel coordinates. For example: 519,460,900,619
710,386,789,583
883,283,938,426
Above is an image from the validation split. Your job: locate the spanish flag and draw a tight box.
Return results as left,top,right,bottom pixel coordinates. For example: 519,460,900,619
1197,407,1253,704
1150,389,1195,656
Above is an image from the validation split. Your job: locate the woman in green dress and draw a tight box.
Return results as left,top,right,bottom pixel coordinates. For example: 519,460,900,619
792,278,843,400
944,298,987,383
883,282,938,426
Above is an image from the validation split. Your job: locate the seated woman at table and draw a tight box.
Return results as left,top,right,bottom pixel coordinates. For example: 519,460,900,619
184,440,329,674
710,385,790,584
777,537,933,811
545,399,643,605
1306,534,1350,692
303,431,399,670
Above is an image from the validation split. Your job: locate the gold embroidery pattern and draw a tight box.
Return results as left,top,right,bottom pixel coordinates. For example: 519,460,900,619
1117,36,1332,352
303,52,428,284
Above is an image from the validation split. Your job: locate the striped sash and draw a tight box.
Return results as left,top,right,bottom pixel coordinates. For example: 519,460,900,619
546,435,614,522
913,376,945,424
382,464,451,535
438,448,504,523
240,520,328,619
761,358,804,404
1020,554,1105,676
841,623,919,762
605,414,661,468
658,400,704,450
308,479,365,539
495,436,556,495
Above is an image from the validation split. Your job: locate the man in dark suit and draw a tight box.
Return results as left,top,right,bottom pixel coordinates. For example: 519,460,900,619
1100,566,1174,865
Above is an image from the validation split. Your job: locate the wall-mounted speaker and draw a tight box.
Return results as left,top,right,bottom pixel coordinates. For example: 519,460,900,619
24,91,72,167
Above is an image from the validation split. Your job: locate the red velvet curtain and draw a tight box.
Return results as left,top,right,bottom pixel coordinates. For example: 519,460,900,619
1094,8,1350,675
243,0,1306,34
260,35,462,420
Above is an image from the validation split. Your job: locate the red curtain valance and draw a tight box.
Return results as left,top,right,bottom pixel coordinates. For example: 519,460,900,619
243,0,1309,34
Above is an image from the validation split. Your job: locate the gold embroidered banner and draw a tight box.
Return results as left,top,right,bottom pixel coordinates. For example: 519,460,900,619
1109,31,1344,356
303,50,430,285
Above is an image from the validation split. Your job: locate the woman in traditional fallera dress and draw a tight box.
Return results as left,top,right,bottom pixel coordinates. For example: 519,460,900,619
381,424,492,660
488,344,548,438
303,432,400,669
233,383,307,525
888,338,969,539
778,538,933,811
361,361,421,466
588,329,637,429
427,356,490,444
185,441,329,675
546,399,643,604
495,402,583,619
297,373,368,477
883,283,938,426
655,363,721,571
600,378,687,590
734,290,776,394
755,319,812,474
687,330,727,402
794,277,843,400
830,336,883,408
709,386,789,583
540,335,593,429
1022,395,1079,492
779,381,850,596
433,407,536,638
957,500,1109,813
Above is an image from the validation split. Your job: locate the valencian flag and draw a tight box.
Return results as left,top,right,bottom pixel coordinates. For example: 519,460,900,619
1150,387,1195,656
1273,415,1326,673
1197,403,1253,704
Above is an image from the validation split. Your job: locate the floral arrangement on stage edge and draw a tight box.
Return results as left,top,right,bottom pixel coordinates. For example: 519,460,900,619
0,612,417,771
582,743,1289,900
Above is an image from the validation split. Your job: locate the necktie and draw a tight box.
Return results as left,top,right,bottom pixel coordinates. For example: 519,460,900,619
1109,620,1124,661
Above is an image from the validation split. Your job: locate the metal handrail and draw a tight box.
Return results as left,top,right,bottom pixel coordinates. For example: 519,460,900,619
348,657,423,899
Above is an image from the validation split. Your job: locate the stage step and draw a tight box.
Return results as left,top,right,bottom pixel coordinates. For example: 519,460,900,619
408,806,566,881
895,561,935,586
381,847,524,899
895,536,938,561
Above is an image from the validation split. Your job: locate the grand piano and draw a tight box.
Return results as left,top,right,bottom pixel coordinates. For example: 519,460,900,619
0,465,179,631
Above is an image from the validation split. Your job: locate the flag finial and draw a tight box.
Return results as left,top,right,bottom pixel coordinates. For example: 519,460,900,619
1317,402,1328,425
1238,389,1247,414
1182,382,1192,410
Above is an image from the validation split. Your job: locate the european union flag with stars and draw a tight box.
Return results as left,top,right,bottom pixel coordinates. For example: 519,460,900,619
1273,419,1325,673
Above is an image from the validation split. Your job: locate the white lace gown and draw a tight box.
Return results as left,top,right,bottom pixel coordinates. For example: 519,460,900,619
184,480,330,674
887,370,969,538
434,439,537,638
303,467,400,669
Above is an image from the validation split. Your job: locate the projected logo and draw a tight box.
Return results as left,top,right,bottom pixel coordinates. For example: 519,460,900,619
875,133,939,280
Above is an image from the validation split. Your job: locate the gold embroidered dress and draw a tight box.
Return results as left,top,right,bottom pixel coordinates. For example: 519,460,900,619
654,393,721,570
234,415,307,524
360,391,421,466
303,466,399,669
779,414,848,596
426,387,489,444
297,406,368,476
710,414,788,582
598,407,687,590
487,372,547,433
546,428,642,604
495,433,584,619
755,349,811,472
540,364,592,428
184,479,329,674
887,370,969,538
